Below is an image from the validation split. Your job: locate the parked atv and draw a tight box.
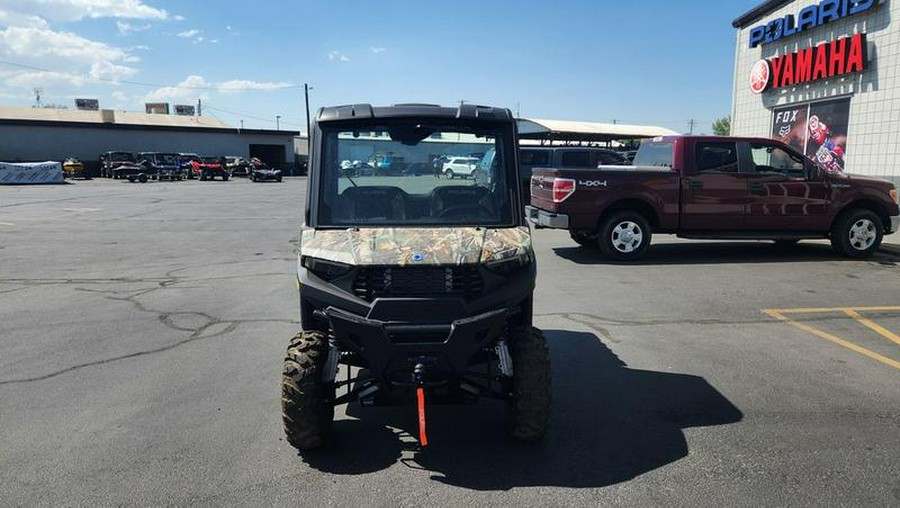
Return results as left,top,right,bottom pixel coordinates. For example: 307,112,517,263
283,103,550,451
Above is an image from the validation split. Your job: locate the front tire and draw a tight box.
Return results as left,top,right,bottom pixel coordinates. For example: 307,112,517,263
831,209,883,258
282,331,335,450
507,326,551,442
598,211,652,261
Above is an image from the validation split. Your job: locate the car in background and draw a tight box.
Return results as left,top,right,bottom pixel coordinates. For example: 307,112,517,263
99,151,136,179
62,157,90,179
225,156,252,177
441,156,479,179
194,156,229,181
178,153,200,179
138,152,183,181
367,153,407,175
250,164,282,182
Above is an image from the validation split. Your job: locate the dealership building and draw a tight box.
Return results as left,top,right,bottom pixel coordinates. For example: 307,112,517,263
731,0,899,182
0,106,305,175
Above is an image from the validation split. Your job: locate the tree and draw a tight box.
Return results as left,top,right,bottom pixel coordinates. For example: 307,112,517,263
712,116,731,136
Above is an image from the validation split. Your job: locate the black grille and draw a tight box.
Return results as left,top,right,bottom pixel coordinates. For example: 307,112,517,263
353,266,483,301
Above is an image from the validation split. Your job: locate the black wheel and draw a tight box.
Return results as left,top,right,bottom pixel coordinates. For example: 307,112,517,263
222,174,229,181
128,175,136,183
276,176,282,182
446,169,455,180
569,231,594,248
282,331,335,450
250,175,256,182
830,208,883,258
597,211,652,261
138,174,148,183
200,172,207,181
507,326,551,442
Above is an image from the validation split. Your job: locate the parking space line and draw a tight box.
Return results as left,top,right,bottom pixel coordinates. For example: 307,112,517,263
767,306,900,314
762,308,900,371
843,309,900,346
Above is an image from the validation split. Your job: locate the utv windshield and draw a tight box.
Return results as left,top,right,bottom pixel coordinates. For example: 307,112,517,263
317,122,515,227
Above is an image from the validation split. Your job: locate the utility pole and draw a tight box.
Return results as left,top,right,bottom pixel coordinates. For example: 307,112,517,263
515,102,520,118
276,115,281,130
687,118,696,135
304,83,311,154
240,119,244,131
197,99,202,117
33,88,43,108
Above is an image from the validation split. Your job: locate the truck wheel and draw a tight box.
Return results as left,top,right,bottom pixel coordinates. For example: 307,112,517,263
138,174,148,183
569,231,594,248
282,330,335,450
506,326,551,442
598,211,652,261
830,209,883,258
223,174,229,181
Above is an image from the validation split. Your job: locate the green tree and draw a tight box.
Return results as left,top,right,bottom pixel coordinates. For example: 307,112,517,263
712,116,731,136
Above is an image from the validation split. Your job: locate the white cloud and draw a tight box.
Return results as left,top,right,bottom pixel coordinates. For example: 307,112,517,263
173,14,185,21
0,26,135,66
142,75,209,103
177,29,199,38
0,11,49,28
328,51,349,62
218,80,292,94
0,0,168,23
6,70,86,88
370,46,386,54
226,25,232,31
117,20,149,35
89,61,137,81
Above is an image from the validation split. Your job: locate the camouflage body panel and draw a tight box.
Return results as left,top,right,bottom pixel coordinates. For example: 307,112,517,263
300,226,532,266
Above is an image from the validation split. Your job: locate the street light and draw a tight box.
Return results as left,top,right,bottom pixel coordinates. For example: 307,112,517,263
276,115,281,130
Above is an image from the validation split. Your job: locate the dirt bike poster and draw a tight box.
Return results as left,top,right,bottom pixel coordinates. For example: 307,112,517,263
771,98,851,173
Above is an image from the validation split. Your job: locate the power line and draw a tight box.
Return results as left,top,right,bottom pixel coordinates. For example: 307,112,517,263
0,60,304,91
202,104,305,128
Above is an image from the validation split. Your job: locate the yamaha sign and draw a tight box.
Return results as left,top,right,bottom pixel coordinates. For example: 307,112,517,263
750,33,867,94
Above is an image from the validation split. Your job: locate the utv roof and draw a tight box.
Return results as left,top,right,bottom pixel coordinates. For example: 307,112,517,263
316,103,514,122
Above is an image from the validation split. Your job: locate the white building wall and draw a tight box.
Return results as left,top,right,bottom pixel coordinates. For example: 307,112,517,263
732,0,900,181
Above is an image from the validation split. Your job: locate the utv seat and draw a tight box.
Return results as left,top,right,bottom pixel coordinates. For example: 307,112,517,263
340,186,407,222
430,185,491,217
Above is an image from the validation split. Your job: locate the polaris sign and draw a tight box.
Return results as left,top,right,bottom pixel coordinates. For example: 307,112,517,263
748,0,877,48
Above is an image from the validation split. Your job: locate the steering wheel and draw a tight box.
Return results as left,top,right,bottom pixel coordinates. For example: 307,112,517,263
436,203,493,219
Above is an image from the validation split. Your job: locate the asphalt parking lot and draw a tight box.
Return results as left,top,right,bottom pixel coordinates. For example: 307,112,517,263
1,177,898,505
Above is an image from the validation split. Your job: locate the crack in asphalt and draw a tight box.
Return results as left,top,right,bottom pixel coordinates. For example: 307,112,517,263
0,266,297,386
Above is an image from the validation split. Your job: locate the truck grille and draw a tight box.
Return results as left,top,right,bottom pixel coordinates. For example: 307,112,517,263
353,266,483,302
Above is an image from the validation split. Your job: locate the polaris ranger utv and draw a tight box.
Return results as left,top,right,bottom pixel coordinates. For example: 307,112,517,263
283,103,550,450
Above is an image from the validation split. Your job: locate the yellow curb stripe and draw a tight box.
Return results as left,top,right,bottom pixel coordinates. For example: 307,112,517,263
843,309,900,346
764,306,900,314
762,310,900,370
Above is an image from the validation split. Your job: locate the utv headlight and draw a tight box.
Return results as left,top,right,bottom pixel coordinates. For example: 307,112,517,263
891,188,898,204
301,256,353,280
483,248,532,275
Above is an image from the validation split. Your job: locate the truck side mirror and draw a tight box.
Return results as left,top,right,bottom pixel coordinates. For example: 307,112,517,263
805,160,820,180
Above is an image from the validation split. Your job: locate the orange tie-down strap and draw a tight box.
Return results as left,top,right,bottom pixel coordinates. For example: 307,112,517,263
416,387,428,447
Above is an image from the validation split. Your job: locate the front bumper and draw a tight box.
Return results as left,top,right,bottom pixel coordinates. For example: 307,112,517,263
325,304,508,388
525,205,569,229
888,214,900,235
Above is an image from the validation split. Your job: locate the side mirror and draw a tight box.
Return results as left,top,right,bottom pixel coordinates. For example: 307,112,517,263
805,160,820,180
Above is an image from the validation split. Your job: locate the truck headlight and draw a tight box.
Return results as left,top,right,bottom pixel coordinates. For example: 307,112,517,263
301,256,353,280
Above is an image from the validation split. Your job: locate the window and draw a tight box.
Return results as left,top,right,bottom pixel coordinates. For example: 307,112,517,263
633,141,674,167
597,152,626,166
520,149,550,166
695,142,738,173
750,143,805,177
560,151,592,167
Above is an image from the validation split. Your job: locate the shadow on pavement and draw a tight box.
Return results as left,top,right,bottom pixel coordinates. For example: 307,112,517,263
300,330,743,489
553,241,899,266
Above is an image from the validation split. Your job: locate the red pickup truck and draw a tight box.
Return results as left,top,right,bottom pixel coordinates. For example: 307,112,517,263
526,136,899,260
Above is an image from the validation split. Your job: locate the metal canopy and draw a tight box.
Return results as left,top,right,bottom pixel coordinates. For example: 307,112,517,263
516,118,679,143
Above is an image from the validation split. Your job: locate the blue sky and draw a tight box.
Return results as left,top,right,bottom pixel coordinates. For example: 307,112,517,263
0,0,762,133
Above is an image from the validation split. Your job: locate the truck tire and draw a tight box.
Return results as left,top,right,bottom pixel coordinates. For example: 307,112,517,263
830,208,883,258
569,231,594,248
507,326,551,442
282,330,335,450
222,173,229,181
138,174,148,183
598,211,652,261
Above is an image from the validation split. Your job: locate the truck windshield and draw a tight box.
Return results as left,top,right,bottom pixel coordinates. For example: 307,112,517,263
317,123,515,227
634,141,674,167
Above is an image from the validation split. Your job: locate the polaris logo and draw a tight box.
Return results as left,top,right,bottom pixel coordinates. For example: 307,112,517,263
578,180,608,188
